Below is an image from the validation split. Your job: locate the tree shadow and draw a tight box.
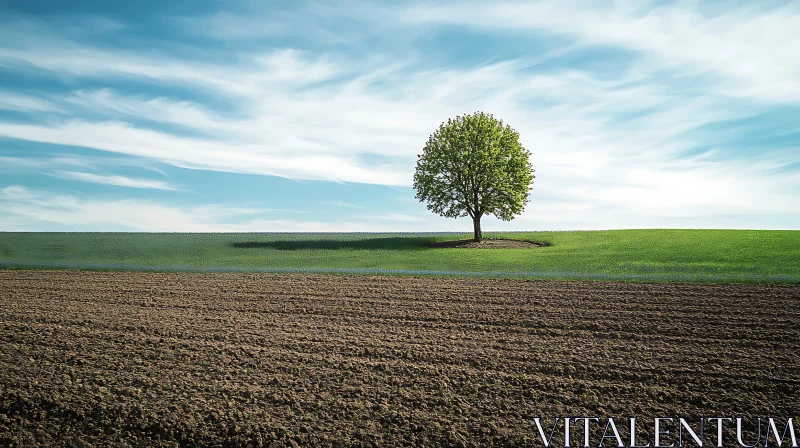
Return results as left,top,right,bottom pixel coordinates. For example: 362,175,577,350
230,237,433,251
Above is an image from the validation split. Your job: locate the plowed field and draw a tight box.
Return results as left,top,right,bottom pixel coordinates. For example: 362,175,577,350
1,271,798,447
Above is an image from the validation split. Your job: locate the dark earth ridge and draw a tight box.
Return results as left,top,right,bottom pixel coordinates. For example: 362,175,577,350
1,271,798,447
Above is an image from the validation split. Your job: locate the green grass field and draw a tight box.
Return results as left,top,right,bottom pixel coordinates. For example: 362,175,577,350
1,230,798,283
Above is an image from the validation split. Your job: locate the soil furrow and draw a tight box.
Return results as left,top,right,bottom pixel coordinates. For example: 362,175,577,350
1,271,798,447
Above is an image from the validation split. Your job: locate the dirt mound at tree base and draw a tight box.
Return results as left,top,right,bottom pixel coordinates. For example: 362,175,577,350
424,238,549,249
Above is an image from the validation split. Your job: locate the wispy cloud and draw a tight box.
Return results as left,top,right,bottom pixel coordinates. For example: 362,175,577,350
0,154,168,176
393,0,800,103
0,185,446,232
324,201,366,209
0,2,797,230
52,171,181,190
0,185,224,231
0,155,93,170
0,91,62,113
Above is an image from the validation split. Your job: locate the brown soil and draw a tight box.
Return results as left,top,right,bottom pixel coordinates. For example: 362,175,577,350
1,271,798,447
425,238,548,249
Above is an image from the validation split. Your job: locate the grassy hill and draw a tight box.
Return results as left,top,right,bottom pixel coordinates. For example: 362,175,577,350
1,230,798,283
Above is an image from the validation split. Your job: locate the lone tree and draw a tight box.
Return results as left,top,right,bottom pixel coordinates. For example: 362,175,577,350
413,112,534,242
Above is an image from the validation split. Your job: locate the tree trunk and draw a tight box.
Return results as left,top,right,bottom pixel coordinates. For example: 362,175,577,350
472,215,482,242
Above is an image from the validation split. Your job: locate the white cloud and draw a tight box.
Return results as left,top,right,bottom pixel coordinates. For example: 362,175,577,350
0,120,411,185
1,181,795,232
0,185,451,232
0,28,345,96
0,154,169,176
324,201,366,209
394,0,800,103
0,155,93,170
0,57,751,188
52,171,181,190
0,185,223,231
0,5,798,230
0,91,61,113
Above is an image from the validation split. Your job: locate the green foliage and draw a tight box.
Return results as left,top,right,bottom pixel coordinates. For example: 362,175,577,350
413,112,534,225
0,230,799,283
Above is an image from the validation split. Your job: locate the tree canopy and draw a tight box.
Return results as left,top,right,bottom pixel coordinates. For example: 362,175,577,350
413,112,534,242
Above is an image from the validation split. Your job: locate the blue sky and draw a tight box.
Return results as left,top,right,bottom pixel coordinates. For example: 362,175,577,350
0,0,798,231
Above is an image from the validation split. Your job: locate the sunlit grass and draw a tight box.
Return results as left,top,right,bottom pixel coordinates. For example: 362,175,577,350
0,230,798,283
